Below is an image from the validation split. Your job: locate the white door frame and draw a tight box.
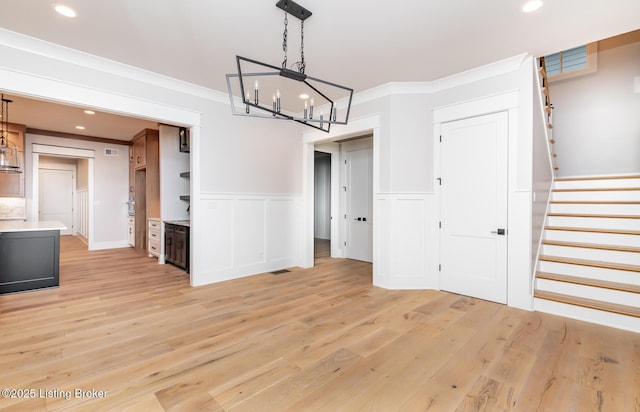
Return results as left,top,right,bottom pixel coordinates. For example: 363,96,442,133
32,144,95,248
433,90,529,308
301,115,381,274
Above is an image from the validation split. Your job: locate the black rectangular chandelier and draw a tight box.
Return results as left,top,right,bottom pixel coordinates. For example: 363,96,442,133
226,0,354,133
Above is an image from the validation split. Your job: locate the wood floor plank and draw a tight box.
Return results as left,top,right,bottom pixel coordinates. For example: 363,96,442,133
0,235,638,411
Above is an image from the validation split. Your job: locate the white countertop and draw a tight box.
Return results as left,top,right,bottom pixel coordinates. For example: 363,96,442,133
0,220,67,232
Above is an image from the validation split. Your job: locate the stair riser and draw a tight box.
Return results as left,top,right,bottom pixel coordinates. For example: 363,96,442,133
534,298,640,333
536,278,640,307
546,216,640,231
541,245,640,266
543,230,640,247
549,203,640,215
552,191,640,202
537,261,640,285
554,178,640,190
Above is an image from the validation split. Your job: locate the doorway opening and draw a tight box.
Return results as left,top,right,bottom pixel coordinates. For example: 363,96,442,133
32,144,95,250
310,133,374,264
314,151,331,259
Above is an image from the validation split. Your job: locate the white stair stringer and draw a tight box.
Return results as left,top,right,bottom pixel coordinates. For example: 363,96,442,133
535,174,640,332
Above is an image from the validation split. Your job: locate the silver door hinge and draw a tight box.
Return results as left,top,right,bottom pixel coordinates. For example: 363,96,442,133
439,221,441,229
438,264,441,272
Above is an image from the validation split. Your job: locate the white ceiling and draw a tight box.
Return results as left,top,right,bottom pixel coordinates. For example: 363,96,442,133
1,0,639,141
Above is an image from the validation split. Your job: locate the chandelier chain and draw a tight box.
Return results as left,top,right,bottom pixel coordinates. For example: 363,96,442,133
282,12,288,69
298,20,306,74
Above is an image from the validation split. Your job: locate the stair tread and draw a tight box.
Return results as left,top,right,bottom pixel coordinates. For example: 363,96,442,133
534,289,640,318
539,255,640,272
542,240,640,253
553,187,640,192
545,226,640,235
555,175,640,182
536,272,640,293
548,212,640,219
550,200,640,204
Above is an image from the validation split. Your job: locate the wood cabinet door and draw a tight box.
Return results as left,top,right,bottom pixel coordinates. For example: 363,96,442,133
164,224,175,263
175,227,187,269
133,136,146,169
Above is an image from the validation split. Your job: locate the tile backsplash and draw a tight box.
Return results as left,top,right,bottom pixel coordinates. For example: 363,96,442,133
0,197,26,220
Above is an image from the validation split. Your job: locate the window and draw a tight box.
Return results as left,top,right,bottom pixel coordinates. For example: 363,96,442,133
544,43,597,81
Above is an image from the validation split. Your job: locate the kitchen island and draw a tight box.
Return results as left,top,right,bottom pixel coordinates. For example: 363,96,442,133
0,220,66,294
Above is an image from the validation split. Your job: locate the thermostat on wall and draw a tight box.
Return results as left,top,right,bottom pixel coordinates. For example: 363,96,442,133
104,148,119,157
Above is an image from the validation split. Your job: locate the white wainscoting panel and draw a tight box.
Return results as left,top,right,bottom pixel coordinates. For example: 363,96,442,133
77,188,89,239
237,199,267,268
196,193,301,285
268,199,300,264
375,193,438,289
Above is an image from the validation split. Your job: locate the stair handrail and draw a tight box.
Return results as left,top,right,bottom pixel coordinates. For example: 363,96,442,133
538,57,558,173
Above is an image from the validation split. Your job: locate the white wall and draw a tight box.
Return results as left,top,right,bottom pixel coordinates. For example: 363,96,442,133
159,124,189,222
552,30,640,176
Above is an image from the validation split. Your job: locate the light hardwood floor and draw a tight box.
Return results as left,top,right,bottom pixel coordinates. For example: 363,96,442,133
0,236,638,411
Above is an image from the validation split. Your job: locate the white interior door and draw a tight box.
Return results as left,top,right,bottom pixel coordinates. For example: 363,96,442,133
345,146,373,262
39,169,74,235
439,111,508,304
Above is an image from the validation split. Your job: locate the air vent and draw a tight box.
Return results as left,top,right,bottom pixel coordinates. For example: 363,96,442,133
104,148,119,157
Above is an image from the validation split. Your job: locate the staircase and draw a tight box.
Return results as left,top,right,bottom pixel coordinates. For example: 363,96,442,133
534,175,640,332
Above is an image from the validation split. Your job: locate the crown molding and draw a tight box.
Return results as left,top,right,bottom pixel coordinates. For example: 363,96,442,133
352,53,529,106
0,27,528,110
0,28,228,104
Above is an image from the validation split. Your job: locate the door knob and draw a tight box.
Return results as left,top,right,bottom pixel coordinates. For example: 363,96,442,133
490,228,506,235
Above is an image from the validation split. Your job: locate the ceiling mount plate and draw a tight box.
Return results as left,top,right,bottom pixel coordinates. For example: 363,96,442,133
276,0,312,21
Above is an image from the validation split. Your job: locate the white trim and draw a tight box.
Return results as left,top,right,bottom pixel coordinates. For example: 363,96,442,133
351,54,527,106
32,143,94,158
0,67,202,127
432,90,519,124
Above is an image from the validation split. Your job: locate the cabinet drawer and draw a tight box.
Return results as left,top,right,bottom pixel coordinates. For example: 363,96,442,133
148,228,161,241
148,220,161,230
148,238,161,257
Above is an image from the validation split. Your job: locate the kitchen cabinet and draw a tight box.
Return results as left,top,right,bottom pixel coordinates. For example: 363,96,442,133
0,221,65,294
133,132,147,169
164,221,189,273
147,218,161,258
133,128,160,251
0,123,26,197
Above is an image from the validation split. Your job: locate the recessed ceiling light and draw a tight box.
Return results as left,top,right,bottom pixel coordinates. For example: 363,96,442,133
54,4,77,18
75,125,85,130
522,0,543,13
299,93,310,100
84,110,95,115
